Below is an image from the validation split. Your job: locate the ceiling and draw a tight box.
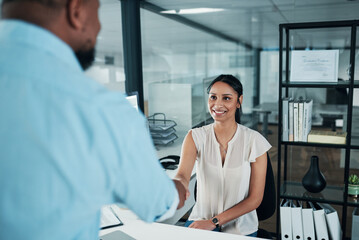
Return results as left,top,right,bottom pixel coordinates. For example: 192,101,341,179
144,0,359,49
1,0,359,52
96,0,359,55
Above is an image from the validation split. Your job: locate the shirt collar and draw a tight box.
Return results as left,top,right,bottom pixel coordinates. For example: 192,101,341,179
211,123,240,146
0,19,82,72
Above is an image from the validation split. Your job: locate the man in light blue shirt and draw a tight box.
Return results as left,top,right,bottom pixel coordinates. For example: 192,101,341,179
0,0,187,239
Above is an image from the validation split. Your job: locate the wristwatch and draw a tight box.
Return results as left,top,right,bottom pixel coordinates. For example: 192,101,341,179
211,217,220,228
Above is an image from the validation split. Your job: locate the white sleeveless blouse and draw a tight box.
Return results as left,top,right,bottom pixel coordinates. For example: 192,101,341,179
189,123,272,235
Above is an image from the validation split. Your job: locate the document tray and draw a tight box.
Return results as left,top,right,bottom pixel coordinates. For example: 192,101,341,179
148,113,177,131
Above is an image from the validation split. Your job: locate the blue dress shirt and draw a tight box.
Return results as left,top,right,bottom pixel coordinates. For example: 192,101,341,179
0,20,177,240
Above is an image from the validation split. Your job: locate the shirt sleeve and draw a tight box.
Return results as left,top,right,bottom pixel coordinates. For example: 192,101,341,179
248,131,272,162
98,93,178,222
191,127,205,154
155,191,179,222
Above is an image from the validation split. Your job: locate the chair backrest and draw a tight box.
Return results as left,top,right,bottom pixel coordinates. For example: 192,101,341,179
193,153,276,221
256,153,276,221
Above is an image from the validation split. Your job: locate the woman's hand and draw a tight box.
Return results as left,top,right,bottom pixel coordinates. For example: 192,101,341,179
188,220,216,231
173,178,190,201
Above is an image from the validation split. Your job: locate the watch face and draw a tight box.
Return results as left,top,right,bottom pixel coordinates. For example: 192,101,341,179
212,218,218,224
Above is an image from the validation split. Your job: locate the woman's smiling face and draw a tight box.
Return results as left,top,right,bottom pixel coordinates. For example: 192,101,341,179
208,81,242,123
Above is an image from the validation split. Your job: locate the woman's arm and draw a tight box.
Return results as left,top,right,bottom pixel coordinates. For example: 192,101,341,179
174,130,197,200
188,152,267,230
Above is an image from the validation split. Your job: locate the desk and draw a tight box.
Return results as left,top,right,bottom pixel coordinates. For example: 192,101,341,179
99,206,259,240
252,102,277,138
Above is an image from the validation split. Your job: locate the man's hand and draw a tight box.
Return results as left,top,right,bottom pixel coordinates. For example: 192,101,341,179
188,220,216,230
173,179,187,209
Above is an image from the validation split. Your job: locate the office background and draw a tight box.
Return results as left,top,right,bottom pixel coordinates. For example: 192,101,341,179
2,0,359,238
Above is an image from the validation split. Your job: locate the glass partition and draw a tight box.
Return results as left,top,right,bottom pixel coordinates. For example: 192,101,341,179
85,0,125,93
141,9,256,155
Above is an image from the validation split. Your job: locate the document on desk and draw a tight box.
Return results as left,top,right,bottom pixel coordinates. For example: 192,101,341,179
100,205,123,230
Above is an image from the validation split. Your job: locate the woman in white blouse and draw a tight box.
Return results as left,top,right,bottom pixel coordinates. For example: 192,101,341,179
175,74,271,237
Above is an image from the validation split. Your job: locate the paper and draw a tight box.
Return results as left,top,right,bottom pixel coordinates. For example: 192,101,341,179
290,50,339,82
100,205,123,230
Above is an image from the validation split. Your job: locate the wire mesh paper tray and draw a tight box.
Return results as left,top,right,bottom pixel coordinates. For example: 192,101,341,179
148,113,178,145
150,127,176,138
148,113,177,132
152,133,178,145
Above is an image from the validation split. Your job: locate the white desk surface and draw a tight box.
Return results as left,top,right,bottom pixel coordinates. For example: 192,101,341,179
99,205,260,240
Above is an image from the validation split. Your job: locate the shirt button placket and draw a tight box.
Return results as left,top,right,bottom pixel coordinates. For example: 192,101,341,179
218,162,225,214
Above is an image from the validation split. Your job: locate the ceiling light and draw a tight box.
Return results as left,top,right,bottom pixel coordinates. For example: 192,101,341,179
161,8,224,15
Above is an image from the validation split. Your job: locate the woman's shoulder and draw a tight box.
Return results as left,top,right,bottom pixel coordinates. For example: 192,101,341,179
237,124,267,141
189,124,213,148
237,124,259,135
237,124,270,147
191,123,213,134
237,125,272,161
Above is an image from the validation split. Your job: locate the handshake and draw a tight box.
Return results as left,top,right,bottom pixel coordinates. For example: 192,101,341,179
173,179,190,209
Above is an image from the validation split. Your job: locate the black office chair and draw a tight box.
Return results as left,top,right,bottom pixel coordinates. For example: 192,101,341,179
193,153,276,239
256,153,276,239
